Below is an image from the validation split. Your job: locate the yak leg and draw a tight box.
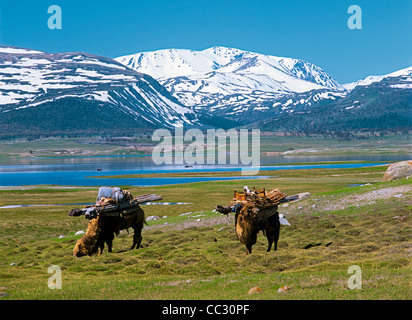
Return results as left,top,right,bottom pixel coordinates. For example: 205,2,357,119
274,234,279,251
97,238,105,255
130,225,143,250
268,229,280,251
266,231,279,252
266,216,280,252
273,221,280,251
266,235,273,252
265,229,280,252
105,232,114,253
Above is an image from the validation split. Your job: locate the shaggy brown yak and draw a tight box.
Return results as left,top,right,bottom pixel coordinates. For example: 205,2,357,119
234,204,280,255
73,206,146,257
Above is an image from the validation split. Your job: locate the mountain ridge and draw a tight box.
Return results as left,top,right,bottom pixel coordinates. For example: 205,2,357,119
115,46,345,114
343,66,412,91
116,46,411,132
0,45,199,137
0,45,410,138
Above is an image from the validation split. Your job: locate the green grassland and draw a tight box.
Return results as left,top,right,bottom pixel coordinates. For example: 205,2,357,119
258,133,411,155
0,165,411,300
0,137,149,161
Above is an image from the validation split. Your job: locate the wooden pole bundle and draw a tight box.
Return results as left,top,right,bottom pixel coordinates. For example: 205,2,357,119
223,187,301,220
69,193,162,219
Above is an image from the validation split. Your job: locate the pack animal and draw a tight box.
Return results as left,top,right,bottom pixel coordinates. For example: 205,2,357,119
234,204,280,255
73,206,146,257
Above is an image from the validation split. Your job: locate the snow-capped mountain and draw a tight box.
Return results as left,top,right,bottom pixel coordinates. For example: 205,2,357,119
259,65,412,134
115,46,345,118
343,66,412,91
1,44,409,137
116,46,411,130
0,45,197,137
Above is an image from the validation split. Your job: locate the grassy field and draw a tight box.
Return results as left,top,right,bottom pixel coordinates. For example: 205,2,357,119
0,164,411,300
258,133,412,156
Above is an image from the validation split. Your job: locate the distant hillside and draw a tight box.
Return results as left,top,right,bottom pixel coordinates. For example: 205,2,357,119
117,46,411,135
115,46,345,123
0,46,198,138
256,75,412,136
0,45,410,139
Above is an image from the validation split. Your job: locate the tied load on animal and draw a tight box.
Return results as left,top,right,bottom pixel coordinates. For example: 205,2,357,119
69,187,162,257
216,186,307,254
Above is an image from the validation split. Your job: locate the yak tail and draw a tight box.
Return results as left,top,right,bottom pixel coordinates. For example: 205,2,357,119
143,215,149,226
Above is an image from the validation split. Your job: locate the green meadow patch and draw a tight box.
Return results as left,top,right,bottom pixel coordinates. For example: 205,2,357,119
0,166,410,300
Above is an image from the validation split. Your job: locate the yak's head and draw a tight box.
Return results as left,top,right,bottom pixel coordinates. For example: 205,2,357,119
73,241,88,257
73,218,100,257
215,205,231,215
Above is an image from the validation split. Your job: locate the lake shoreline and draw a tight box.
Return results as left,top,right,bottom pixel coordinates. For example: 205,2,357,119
0,161,391,187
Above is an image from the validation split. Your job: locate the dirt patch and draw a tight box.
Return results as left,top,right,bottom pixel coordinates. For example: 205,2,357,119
312,185,412,213
144,216,230,232
350,186,412,202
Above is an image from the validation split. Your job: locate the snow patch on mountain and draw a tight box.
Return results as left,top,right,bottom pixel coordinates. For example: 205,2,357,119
0,45,197,128
343,66,412,90
115,46,345,113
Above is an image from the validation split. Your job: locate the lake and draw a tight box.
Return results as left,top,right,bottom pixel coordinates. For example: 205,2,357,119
0,154,407,187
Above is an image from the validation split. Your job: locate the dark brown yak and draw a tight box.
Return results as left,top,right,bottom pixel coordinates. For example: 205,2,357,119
234,204,280,255
73,206,146,257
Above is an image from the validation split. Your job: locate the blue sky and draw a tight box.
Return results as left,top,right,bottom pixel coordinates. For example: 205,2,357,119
0,0,411,83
